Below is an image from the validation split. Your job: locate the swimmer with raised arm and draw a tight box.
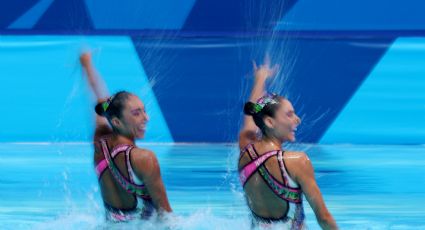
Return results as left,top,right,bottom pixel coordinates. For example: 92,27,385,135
80,52,172,222
238,56,337,229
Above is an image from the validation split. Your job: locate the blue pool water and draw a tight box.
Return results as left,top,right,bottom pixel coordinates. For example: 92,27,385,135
1,143,424,229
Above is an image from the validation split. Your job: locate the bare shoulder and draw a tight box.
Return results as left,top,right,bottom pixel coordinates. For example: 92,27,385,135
93,124,112,142
284,151,310,164
131,148,158,164
238,129,258,150
130,148,160,176
283,151,314,181
238,147,251,169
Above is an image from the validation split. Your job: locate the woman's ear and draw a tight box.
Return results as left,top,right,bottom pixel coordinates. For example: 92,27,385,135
264,116,275,129
111,117,121,129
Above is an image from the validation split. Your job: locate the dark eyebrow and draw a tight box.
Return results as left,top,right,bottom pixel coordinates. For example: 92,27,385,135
130,108,143,113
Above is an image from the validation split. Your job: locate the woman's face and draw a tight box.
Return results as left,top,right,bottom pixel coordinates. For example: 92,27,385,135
266,98,301,142
117,95,149,139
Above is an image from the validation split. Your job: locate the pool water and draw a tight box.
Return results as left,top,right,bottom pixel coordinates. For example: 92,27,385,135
1,143,424,229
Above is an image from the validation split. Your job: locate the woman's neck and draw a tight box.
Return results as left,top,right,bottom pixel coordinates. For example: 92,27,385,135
261,135,282,150
112,132,135,145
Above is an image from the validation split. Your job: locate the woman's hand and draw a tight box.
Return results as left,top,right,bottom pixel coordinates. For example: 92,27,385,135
79,51,109,100
252,54,279,83
80,52,92,68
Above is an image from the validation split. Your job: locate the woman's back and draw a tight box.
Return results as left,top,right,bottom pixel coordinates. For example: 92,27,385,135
239,142,305,228
94,135,139,210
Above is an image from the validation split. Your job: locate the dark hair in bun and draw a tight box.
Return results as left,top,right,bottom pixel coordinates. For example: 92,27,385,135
94,91,133,122
243,102,258,116
243,96,284,136
95,103,106,116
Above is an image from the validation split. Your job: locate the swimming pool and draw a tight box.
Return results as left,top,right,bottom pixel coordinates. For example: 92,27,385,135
1,143,424,229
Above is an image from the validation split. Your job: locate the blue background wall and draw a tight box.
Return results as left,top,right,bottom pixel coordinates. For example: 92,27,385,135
1,0,425,144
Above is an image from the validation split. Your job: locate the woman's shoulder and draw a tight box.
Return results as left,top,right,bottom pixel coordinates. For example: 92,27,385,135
282,151,311,170
284,151,309,160
93,133,112,146
282,151,313,181
130,147,158,165
129,147,160,177
132,146,153,153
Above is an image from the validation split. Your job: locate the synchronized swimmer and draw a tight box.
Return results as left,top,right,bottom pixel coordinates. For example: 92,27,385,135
80,52,337,229
238,56,338,229
80,52,172,222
